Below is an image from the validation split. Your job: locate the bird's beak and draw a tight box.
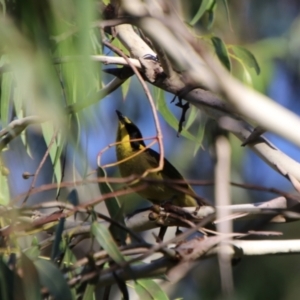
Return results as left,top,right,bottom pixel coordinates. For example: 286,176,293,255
116,110,125,123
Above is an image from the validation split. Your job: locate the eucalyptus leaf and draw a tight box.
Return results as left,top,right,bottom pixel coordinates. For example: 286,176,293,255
231,45,260,75
20,253,42,300
190,0,211,26
97,166,126,244
82,284,96,300
134,279,169,300
91,222,126,264
211,36,231,71
34,259,73,300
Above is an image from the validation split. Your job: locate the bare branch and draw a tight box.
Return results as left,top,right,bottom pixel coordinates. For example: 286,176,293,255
0,116,44,151
215,136,234,295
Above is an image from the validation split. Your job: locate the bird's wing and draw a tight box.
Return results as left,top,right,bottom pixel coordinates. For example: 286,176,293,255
145,148,192,191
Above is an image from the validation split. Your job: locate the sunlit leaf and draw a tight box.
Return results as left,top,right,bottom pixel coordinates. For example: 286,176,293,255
184,106,198,130
242,66,253,86
24,237,40,259
230,45,260,75
193,116,206,156
62,242,77,269
0,70,13,126
0,160,10,205
91,222,126,264
211,36,231,71
82,284,96,300
41,122,62,186
134,279,169,300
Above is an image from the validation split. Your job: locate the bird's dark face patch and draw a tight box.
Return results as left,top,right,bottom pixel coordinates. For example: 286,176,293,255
116,110,146,150
124,122,146,150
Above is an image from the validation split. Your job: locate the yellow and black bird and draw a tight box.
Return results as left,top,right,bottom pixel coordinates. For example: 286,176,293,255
115,110,205,207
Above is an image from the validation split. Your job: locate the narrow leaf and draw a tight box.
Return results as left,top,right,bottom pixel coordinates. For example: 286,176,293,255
0,160,10,205
189,0,211,26
207,1,216,29
41,123,62,186
193,117,206,156
211,36,231,71
51,217,65,261
97,167,126,244
34,259,73,300
184,106,198,130
91,222,126,264
20,253,42,300
231,45,260,75
135,279,169,300
24,237,40,259
0,71,13,126
82,284,96,300
220,0,231,28
121,77,131,100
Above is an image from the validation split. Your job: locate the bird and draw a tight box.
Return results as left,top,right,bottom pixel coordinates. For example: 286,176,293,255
115,110,205,207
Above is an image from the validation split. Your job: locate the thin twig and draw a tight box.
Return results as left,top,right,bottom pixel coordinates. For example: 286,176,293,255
97,136,157,167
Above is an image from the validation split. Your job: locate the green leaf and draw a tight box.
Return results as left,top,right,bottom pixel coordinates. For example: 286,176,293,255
12,85,33,157
41,122,62,187
134,279,169,300
20,253,42,300
1,71,13,126
211,36,231,71
242,66,253,86
193,116,207,156
82,284,96,300
0,54,13,126
61,241,78,299
62,243,77,270
24,237,40,259
206,1,216,29
51,217,65,261
230,45,260,75
184,106,198,130
34,259,73,300
0,162,10,205
91,222,126,265
97,167,126,244
189,0,211,26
